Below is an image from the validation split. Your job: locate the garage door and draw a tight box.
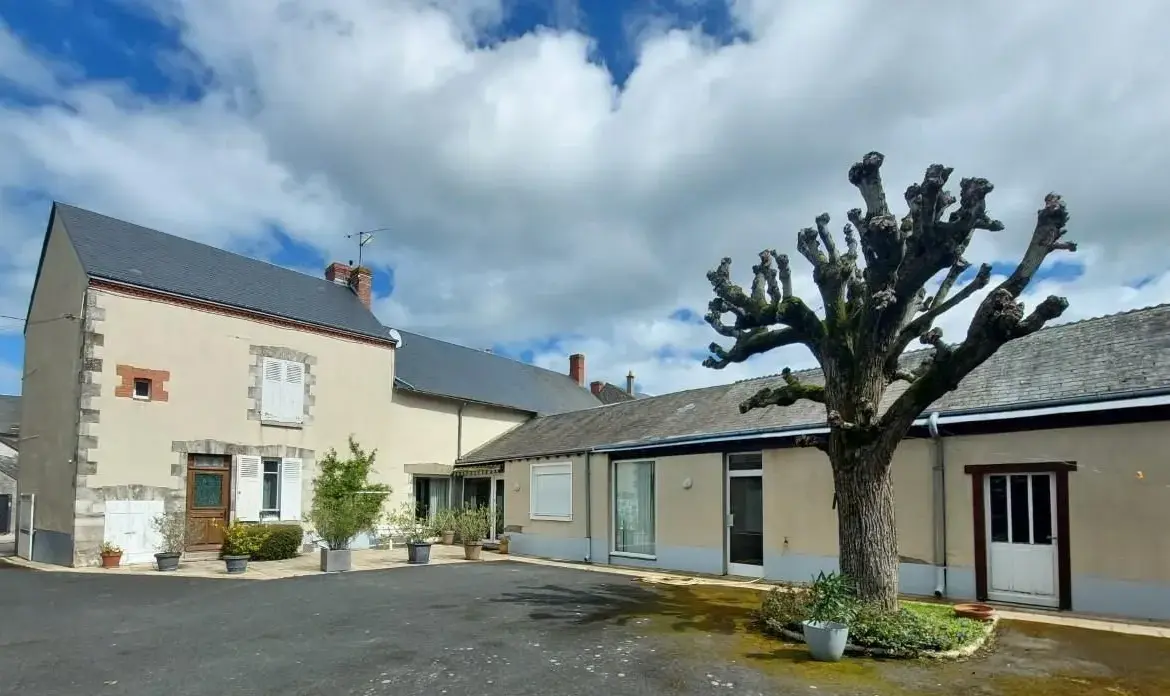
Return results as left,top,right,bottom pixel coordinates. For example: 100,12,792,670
105,500,165,565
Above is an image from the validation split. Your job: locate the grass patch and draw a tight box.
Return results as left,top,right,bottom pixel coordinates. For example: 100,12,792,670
757,588,990,658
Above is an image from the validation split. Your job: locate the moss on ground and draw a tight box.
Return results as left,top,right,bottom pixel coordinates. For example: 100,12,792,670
757,585,989,657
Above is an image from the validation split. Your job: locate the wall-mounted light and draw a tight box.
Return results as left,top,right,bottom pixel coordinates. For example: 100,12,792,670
513,483,521,493
682,477,693,490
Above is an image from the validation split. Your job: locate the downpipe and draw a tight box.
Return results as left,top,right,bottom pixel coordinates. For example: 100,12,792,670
584,451,592,563
927,411,948,599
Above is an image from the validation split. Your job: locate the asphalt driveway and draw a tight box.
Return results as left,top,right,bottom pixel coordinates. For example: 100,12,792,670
2,559,1169,695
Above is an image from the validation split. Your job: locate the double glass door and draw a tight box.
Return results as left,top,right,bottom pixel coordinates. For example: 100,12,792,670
462,476,505,541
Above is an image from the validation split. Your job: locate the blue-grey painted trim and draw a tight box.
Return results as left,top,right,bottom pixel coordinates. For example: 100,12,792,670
30,528,73,566
589,536,608,565
762,553,979,600
509,532,589,562
1072,575,1170,621
607,545,723,575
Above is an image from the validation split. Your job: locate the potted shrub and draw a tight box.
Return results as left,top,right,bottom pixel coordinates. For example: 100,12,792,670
386,503,437,564
801,571,858,662
220,521,259,574
99,541,123,568
150,510,194,572
434,508,457,545
306,437,391,573
453,505,492,561
498,534,510,555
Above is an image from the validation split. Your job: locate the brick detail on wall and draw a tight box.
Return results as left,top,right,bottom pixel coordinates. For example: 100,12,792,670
113,365,171,401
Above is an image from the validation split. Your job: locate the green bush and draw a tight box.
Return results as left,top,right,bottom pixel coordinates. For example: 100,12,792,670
848,602,986,657
757,588,988,657
254,524,304,561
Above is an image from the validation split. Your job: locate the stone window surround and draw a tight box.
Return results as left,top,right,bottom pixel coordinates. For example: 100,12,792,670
114,364,171,402
247,345,317,427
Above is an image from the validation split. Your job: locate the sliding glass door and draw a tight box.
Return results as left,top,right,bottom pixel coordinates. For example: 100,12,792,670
613,460,655,558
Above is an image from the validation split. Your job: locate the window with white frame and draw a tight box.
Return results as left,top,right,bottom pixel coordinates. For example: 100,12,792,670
530,461,573,521
235,455,303,522
261,357,305,424
613,459,655,557
261,459,281,520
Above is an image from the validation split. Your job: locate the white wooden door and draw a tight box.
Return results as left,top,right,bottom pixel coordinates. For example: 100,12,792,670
986,473,1059,607
105,500,165,565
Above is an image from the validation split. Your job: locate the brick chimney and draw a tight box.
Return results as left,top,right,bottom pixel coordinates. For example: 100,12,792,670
626,370,636,395
325,262,351,285
348,266,373,309
325,261,373,309
569,353,586,387
590,380,605,396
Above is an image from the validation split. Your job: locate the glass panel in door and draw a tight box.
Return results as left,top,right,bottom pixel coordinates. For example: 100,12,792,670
493,479,505,539
986,473,1058,604
728,476,764,572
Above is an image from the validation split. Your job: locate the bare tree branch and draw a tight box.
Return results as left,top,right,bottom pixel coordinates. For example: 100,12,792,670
704,251,825,368
739,367,825,413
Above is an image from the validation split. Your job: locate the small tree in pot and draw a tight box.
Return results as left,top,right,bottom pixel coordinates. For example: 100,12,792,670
453,504,492,561
802,571,859,662
385,502,438,564
433,507,457,545
307,436,390,572
151,509,197,572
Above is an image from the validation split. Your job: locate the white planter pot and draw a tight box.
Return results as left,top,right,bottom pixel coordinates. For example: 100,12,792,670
802,620,850,662
320,548,352,572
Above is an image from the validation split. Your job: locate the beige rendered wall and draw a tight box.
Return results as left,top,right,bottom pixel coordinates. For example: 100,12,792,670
383,391,529,507
760,439,939,565
647,453,724,552
503,453,589,539
86,286,397,506
19,216,88,536
944,421,1170,584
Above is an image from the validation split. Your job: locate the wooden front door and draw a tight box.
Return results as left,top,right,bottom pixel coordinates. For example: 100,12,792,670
186,454,231,550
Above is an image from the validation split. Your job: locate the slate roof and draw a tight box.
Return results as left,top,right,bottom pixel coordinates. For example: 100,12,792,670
460,304,1170,463
0,456,16,480
594,382,638,405
50,203,395,344
394,331,603,415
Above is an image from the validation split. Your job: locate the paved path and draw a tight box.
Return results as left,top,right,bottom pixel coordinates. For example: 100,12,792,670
2,559,1169,695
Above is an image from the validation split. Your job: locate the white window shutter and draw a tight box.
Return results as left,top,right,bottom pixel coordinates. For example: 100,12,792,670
280,457,303,521
261,358,283,421
284,361,305,423
235,455,263,522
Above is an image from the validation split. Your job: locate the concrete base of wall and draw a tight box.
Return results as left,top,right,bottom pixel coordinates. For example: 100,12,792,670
608,545,725,576
509,532,589,562
763,552,978,600
1073,575,1170,622
30,528,74,566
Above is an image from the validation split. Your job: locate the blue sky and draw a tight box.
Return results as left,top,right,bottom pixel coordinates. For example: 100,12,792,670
0,0,746,395
0,1,1166,397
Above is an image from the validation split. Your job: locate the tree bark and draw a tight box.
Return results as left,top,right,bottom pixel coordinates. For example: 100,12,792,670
832,448,900,612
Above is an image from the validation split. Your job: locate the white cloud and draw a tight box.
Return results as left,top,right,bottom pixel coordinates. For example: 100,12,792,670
1,1,1169,396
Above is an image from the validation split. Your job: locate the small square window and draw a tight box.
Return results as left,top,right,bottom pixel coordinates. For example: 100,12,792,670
133,378,152,400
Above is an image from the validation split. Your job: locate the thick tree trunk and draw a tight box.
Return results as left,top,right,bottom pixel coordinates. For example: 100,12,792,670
832,451,900,612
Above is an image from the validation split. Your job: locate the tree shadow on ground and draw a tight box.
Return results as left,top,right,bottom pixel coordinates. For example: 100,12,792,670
490,579,767,636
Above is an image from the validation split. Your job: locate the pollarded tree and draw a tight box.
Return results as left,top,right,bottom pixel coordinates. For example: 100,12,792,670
703,152,1076,611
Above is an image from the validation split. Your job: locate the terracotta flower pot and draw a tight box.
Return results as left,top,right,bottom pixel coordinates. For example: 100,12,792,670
441,531,455,545
463,542,483,561
498,537,510,555
100,552,122,569
954,603,996,621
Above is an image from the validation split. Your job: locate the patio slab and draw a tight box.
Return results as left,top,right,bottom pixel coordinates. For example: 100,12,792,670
1,541,503,579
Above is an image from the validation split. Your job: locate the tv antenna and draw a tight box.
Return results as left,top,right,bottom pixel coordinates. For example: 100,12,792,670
345,227,390,268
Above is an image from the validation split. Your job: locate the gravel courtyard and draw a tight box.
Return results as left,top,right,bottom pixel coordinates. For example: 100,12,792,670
1,559,1168,695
